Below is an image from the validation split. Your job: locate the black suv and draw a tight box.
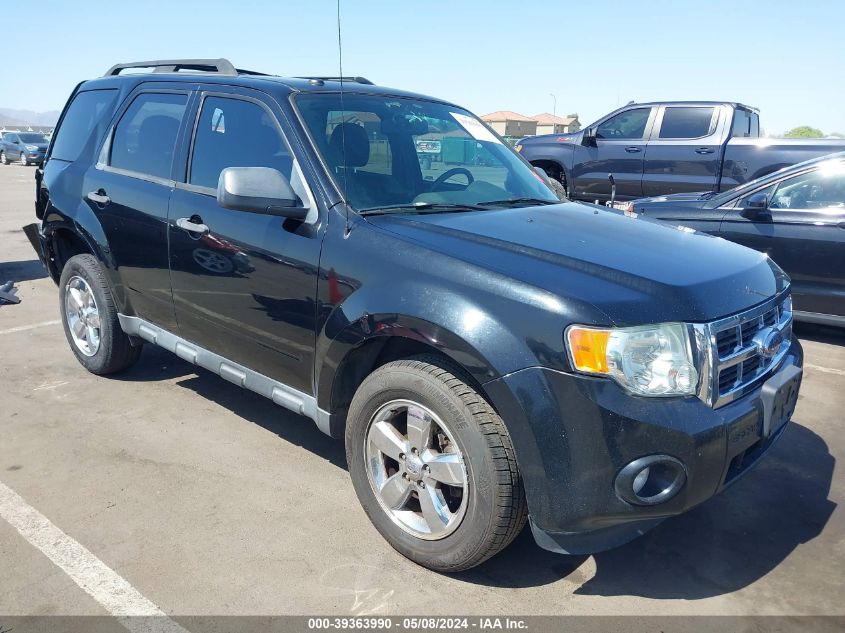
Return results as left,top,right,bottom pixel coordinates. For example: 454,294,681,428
26,59,803,572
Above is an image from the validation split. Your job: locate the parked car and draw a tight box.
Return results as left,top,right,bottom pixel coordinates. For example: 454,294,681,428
0,131,49,165
25,59,802,572
625,153,845,326
516,101,845,203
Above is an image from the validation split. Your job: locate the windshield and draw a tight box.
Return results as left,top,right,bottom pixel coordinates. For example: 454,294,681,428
18,133,47,143
295,94,558,212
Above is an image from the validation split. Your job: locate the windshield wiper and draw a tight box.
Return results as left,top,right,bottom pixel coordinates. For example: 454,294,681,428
359,202,490,216
478,197,559,207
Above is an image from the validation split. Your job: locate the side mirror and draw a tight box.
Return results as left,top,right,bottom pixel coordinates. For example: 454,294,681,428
742,192,768,219
582,127,598,146
217,167,307,220
533,166,551,183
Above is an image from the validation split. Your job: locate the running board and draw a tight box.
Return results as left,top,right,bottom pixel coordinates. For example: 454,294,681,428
117,314,332,435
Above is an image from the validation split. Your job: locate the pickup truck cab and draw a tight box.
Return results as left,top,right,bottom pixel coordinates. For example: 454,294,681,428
27,60,803,572
517,101,845,203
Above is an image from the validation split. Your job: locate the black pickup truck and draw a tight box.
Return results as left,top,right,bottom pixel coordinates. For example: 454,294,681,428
517,101,845,203
26,61,803,572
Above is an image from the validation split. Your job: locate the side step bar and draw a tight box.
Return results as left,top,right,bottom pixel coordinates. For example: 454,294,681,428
118,315,332,436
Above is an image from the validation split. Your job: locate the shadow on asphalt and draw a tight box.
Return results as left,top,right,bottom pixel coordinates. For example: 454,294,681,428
0,258,48,283
119,346,836,598
115,345,348,469
794,322,845,346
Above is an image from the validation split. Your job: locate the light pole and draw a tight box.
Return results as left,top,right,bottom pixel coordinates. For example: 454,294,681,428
549,93,557,133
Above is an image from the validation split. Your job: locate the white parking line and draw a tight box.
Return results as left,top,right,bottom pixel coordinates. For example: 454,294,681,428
0,480,191,633
805,363,845,377
0,319,61,335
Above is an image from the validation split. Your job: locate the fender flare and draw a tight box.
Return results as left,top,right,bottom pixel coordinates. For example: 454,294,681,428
42,201,127,309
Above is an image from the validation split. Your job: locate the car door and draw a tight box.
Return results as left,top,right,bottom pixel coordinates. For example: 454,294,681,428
570,106,655,201
168,86,323,393
7,133,21,159
642,105,726,197
82,86,194,331
719,161,845,318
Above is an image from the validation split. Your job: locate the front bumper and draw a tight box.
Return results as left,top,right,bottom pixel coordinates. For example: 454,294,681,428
483,336,803,554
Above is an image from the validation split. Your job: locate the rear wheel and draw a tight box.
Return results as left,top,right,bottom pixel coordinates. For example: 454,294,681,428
0,151,8,165
59,254,142,375
346,357,527,572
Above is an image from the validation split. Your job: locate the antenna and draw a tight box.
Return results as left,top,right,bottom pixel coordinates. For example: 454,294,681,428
337,0,351,238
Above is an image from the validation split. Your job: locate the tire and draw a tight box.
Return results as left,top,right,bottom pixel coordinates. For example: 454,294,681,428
59,254,142,375
0,151,8,165
346,357,528,572
547,177,567,200
19,151,28,166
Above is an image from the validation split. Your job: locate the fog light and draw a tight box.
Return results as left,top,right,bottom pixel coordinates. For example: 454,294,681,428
615,455,686,506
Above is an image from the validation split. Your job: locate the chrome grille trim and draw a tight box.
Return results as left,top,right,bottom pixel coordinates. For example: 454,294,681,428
693,290,793,408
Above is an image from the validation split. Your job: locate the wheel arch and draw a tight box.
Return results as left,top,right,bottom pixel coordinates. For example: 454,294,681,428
529,158,568,189
317,313,510,439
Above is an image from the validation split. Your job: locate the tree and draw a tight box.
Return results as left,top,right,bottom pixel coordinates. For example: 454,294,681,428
783,126,824,138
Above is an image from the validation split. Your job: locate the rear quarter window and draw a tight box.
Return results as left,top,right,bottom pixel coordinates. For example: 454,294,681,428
50,89,118,162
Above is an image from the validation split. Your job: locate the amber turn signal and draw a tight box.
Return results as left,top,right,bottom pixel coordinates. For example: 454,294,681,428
566,327,611,374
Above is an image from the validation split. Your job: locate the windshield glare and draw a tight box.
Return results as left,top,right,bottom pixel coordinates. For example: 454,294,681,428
295,94,558,211
18,133,47,143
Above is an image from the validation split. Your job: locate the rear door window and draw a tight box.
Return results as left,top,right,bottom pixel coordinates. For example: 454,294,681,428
658,107,717,139
50,89,118,162
109,92,187,179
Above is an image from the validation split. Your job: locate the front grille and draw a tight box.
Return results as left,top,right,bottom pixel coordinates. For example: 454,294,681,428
702,292,792,408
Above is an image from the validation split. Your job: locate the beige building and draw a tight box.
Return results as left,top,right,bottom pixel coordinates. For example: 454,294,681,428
532,113,580,135
480,111,537,138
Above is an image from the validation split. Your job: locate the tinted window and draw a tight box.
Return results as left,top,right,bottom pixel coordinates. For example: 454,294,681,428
50,89,118,162
769,163,845,211
110,93,187,179
190,97,293,189
659,107,716,139
596,108,651,140
732,109,759,138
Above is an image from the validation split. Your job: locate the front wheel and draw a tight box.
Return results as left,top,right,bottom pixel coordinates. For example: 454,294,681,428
346,357,527,572
547,177,567,200
59,254,142,375
18,151,28,166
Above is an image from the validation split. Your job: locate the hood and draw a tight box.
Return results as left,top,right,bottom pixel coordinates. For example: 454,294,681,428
367,202,788,326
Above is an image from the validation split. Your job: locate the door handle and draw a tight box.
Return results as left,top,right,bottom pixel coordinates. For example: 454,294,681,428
695,147,715,154
838,222,845,229
176,217,210,235
87,190,110,206
625,146,642,153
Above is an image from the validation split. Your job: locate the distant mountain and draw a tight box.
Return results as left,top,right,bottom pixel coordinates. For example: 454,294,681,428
0,108,61,127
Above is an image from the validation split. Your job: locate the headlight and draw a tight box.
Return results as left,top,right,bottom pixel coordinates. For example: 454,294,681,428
566,323,698,397
25,145,38,151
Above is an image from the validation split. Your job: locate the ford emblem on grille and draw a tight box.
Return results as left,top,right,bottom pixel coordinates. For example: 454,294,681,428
753,326,784,359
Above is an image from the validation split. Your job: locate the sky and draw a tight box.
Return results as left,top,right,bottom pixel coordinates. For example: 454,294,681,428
2,0,844,135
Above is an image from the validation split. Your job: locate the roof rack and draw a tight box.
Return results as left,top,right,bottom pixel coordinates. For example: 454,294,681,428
103,58,240,77
297,76,374,85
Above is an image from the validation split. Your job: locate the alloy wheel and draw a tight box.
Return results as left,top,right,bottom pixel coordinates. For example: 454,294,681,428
64,276,101,356
365,399,468,540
